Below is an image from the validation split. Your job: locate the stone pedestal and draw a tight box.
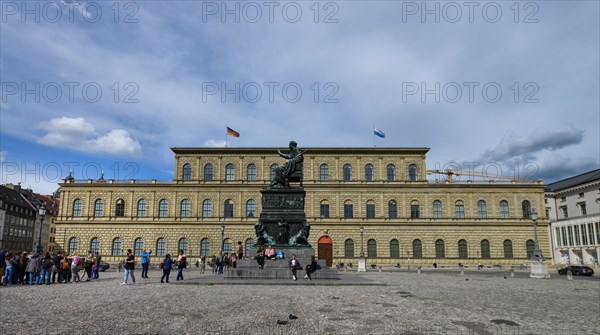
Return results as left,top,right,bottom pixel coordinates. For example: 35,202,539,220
255,187,310,247
358,258,366,272
530,259,551,279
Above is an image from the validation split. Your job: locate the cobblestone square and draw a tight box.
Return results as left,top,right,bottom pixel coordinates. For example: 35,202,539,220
1,268,598,335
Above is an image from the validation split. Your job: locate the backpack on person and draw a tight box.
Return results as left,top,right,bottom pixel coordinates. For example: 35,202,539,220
75,257,83,267
61,260,69,270
42,258,52,269
159,262,164,269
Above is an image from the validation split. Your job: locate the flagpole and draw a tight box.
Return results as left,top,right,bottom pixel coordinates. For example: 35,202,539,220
225,125,228,148
373,126,375,148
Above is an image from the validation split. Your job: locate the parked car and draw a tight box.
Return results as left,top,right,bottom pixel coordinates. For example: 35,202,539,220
557,266,594,276
98,262,110,272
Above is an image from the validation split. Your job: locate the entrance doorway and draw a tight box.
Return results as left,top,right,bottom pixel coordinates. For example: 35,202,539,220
318,236,333,267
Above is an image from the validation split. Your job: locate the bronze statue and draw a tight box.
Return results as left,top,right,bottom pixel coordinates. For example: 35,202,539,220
270,141,304,187
276,217,290,245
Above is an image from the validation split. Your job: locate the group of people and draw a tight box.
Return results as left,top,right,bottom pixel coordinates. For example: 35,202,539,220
0,249,102,286
254,245,320,280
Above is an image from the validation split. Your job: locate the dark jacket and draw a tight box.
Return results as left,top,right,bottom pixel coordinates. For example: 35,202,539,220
162,258,175,270
288,259,301,269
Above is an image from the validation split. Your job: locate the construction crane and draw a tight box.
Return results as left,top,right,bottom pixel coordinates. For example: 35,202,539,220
426,169,528,183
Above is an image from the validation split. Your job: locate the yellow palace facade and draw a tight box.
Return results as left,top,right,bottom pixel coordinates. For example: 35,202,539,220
54,147,550,266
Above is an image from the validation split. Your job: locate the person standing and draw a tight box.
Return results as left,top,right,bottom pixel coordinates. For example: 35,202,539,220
237,241,244,260
40,252,53,285
17,252,28,284
83,250,94,281
3,252,15,286
121,249,136,285
289,254,301,281
92,252,101,279
25,252,42,285
68,252,82,283
51,252,63,284
140,249,152,278
160,254,175,283
176,256,187,281
230,252,237,268
199,256,206,274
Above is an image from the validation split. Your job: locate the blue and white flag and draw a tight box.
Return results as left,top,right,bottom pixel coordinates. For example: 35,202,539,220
373,127,385,138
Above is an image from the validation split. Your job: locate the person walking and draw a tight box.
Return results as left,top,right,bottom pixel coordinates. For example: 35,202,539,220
199,256,206,274
3,252,15,286
121,249,136,285
140,249,152,278
160,254,175,283
289,254,301,281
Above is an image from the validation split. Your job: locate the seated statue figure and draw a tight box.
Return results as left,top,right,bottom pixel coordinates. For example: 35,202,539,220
271,141,304,187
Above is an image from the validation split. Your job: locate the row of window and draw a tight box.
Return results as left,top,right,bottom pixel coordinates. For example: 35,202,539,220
3,228,33,238
554,222,600,248
68,236,535,259
74,197,534,220
182,163,420,182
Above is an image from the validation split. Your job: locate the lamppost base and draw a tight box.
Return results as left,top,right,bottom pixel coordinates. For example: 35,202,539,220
530,257,551,279
358,258,366,272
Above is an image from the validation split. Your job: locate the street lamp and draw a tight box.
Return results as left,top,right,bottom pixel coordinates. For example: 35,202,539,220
358,224,366,272
529,209,550,278
221,223,225,253
359,224,364,258
36,205,46,253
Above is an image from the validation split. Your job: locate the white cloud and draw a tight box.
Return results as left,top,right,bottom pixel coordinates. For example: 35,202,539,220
37,117,141,157
203,140,227,148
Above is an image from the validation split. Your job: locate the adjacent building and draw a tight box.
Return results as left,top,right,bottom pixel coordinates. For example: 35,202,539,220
55,146,549,266
0,184,37,251
545,169,600,265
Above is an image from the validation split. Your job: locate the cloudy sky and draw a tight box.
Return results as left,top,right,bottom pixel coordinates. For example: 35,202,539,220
1,0,598,194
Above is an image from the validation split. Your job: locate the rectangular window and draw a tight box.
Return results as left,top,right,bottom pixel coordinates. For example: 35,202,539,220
588,223,595,245
344,204,353,219
433,202,442,219
596,222,600,246
366,204,375,219
578,192,584,198
580,203,587,216
320,204,329,218
561,207,568,219
410,205,420,219
455,205,465,219
574,225,580,246
567,226,574,246
561,227,567,246
555,227,561,247
582,224,588,245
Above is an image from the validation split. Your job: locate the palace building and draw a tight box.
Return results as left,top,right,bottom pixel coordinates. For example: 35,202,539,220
54,147,549,267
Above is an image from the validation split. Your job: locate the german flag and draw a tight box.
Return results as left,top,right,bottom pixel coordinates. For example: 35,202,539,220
226,127,240,138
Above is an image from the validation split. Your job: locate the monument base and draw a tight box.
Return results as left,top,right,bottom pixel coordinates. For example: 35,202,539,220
530,259,551,279
358,258,367,272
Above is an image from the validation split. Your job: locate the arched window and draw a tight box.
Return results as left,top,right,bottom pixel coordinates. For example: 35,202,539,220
344,239,354,258
94,199,104,217
526,239,535,258
320,164,329,181
458,239,468,258
158,199,169,217
202,199,212,218
245,239,253,257
503,240,513,259
412,239,422,258
365,164,374,182
115,199,125,217
455,200,465,219
387,164,396,182
343,164,352,181
410,200,420,219
522,200,531,219
366,200,376,219
200,238,210,256
178,238,188,254
390,239,400,258
477,200,487,219
72,199,83,217
408,164,418,181
343,200,353,219
435,239,445,258
137,199,147,217
156,238,166,256
204,163,213,181
433,200,442,218
320,200,330,218
224,199,234,218
111,238,122,256
225,163,235,181
90,237,100,254
180,199,191,217
481,240,491,259
388,200,398,219
68,237,78,254
223,238,232,253
134,238,144,256
247,163,257,181
246,199,256,218
182,163,192,181
270,164,277,181
367,239,377,258
500,200,509,219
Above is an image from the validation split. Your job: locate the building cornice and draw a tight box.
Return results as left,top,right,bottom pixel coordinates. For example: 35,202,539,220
170,147,430,156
